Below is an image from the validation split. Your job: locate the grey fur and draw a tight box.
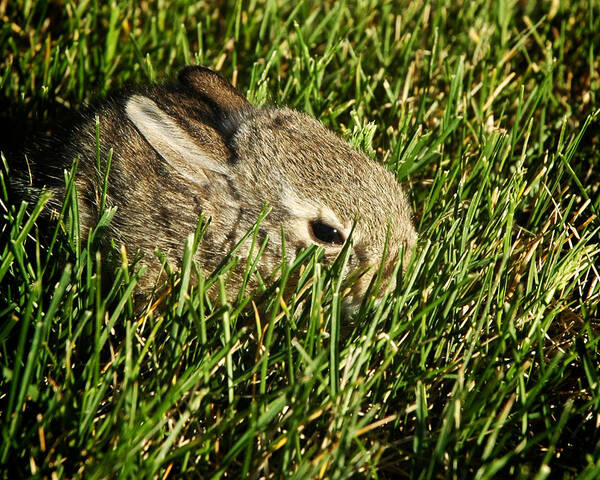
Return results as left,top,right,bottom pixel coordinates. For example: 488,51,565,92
14,66,417,307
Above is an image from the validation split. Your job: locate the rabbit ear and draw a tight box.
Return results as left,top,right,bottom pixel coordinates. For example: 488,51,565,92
178,66,250,131
125,94,229,185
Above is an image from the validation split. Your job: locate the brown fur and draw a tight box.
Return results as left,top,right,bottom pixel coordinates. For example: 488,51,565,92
14,66,417,308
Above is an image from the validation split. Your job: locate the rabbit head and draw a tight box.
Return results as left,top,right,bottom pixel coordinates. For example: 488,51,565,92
121,66,416,308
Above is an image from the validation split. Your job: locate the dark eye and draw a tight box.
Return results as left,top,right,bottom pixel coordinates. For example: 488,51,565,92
309,220,345,246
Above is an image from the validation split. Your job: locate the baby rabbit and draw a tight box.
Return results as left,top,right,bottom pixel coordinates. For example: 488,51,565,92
13,66,416,308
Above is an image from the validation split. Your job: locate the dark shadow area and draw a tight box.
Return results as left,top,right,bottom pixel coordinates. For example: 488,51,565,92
0,95,79,168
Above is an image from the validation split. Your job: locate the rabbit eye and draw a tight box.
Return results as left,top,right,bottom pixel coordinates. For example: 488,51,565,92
309,220,345,246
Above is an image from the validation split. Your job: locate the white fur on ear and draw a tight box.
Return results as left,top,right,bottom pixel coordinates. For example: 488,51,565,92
125,95,228,185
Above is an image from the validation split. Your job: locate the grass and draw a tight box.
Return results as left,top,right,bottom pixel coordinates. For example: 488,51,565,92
1,0,600,478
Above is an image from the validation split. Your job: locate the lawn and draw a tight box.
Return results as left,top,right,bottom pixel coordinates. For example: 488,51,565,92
1,0,599,478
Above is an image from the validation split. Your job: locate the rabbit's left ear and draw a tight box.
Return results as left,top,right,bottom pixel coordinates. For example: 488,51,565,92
125,94,230,185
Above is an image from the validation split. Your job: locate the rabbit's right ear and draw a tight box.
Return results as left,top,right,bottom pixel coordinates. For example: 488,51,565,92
126,95,229,185
178,66,250,134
